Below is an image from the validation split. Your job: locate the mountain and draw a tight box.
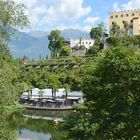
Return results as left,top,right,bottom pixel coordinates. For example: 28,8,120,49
9,29,89,60
29,31,49,38
61,29,89,39
9,31,50,60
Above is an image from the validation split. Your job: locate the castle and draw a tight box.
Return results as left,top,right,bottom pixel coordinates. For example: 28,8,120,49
65,9,140,51
109,9,140,35
69,38,94,50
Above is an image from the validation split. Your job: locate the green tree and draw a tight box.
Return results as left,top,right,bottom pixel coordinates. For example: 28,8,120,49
0,0,29,45
83,46,140,139
60,46,72,56
79,45,86,50
123,20,129,35
63,84,70,105
64,46,140,140
22,55,30,61
86,45,100,56
121,20,133,36
46,54,48,59
106,36,136,48
0,0,29,110
19,82,33,98
90,23,106,40
110,22,121,36
0,44,12,61
0,64,19,105
48,30,64,57
38,90,44,99
47,74,62,98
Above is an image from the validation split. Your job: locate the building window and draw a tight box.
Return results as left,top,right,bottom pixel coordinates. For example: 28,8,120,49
89,42,91,44
128,28,133,36
86,42,88,44
126,14,129,17
121,14,124,17
115,15,118,18
110,16,113,18
112,22,114,25
132,13,135,16
131,20,133,23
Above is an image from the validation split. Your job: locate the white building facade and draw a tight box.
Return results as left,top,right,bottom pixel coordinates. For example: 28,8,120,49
70,38,94,50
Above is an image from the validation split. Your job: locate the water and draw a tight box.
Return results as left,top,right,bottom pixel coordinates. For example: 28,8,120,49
0,109,70,140
16,119,63,140
17,129,51,140
22,109,72,120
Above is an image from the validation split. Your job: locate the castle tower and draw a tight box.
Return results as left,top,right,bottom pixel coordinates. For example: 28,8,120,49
109,9,140,35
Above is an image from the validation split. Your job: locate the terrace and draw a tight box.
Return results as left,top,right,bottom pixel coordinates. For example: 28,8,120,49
19,88,84,110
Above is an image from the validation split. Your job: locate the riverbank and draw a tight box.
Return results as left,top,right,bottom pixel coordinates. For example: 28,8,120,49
24,105,73,110
17,138,31,140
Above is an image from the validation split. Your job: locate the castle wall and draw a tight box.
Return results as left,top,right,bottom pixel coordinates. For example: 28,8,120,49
70,38,94,49
109,9,140,35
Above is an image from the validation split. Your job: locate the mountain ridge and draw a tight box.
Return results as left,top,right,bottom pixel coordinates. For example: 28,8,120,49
9,29,90,60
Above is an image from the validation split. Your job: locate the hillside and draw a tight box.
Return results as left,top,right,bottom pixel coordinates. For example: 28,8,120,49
20,56,94,90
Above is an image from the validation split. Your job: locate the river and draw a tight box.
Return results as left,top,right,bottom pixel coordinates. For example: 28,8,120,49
0,109,71,140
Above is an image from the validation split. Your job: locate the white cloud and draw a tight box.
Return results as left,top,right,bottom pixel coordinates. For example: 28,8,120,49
84,16,100,24
113,0,140,11
122,0,140,10
31,7,47,15
58,0,91,19
55,24,92,32
82,25,92,32
13,0,92,31
113,2,120,11
39,0,91,25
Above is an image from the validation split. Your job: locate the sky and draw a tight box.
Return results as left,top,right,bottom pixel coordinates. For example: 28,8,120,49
13,0,140,32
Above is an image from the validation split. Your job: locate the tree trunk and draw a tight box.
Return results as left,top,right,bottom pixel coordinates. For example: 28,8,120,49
66,91,68,106
31,90,32,99
52,88,54,98
28,90,29,98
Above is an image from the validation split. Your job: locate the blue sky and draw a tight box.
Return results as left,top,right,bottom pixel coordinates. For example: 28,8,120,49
14,0,140,32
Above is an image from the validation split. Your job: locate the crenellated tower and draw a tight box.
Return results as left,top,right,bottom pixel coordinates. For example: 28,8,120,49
109,9,140,35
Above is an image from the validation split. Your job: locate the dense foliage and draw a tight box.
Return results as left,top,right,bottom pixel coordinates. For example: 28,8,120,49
109,22,121,36
60,46,72,56
0,0,29,139
0,0,29,106
0,0,29,45
19,56,93,91
48,30,64,57
106,35,140,48
109,21,133,36
0,53,19,105
86,45,100,56
90,23,105,40
0,1,140,139
64,46,140,140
